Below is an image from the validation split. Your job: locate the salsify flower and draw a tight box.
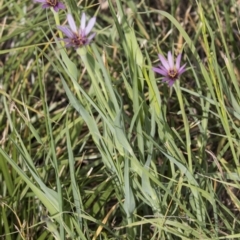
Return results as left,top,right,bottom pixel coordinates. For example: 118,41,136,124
152,51,187,87
57,13,96,48
33,0,65,12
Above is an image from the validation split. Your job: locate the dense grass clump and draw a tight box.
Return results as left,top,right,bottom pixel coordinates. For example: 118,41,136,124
1,0,240,239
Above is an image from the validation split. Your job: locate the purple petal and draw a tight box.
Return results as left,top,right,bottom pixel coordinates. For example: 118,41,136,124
152,67,168,76
57,26,75,38
67,14,77,33
53,6,60,12
34,0,47,3
58,38,74,47
58,42,74,48
158,54,169,71
168,80,175,87
178,63,187,74
175,54,182,70
161,77,175,87
57,2,66,9
85,17,96,35
167,51,174,69
162,77,170,82
158,65,169,74
86,33,96,44
65,43,75,48
42,3,50,8
80,13,86,32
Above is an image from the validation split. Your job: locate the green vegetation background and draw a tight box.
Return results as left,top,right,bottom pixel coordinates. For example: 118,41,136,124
1,0,240,239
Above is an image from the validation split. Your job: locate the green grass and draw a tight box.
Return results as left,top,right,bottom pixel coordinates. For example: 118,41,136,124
1,0,240,239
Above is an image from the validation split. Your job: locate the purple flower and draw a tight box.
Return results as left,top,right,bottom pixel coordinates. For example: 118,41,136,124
152,51,187,87
33,0,66,12
57,13,96,48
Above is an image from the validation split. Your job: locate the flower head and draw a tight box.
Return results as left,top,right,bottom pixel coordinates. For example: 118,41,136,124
152,51,187,87
33,0,66,12
57,13,96,48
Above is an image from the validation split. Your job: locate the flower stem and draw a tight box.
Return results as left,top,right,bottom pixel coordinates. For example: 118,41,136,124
51,8,64,47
